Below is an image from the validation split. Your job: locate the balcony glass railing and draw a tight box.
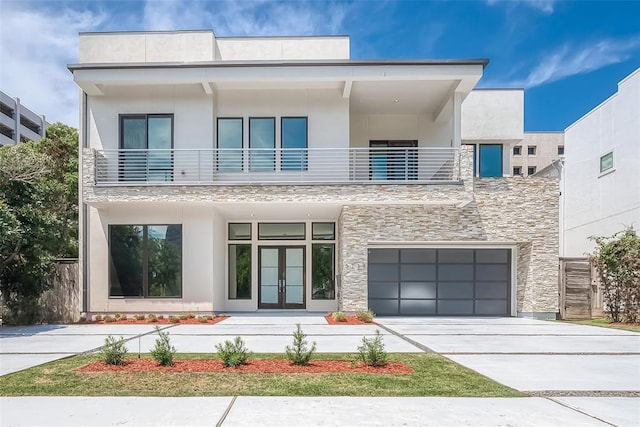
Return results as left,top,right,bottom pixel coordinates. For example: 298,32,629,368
93,147,460,185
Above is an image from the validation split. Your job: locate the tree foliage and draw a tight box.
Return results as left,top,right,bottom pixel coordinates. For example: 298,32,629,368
0,123,78,324
590,227,640,323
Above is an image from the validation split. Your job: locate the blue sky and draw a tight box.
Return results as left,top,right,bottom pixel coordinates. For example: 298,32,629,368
1,0,639,130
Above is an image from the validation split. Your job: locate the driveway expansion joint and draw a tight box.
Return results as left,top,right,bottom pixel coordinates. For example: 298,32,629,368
545,397,617,426
375,323,435,353
216,396,237,427
529,390,640,397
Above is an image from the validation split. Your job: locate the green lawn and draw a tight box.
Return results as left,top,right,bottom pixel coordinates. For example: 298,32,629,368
0,353,523,397
561,318,640,333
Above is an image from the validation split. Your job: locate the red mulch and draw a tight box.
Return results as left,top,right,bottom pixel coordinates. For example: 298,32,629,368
324,315,376,325
612,322,640,326
76,358,412,374
87,316,228,325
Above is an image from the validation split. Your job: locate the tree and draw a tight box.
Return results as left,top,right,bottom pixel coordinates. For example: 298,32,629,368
590,227,640,323
0,123,78,324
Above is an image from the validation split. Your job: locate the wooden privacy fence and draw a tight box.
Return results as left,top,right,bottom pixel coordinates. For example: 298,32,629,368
559,258,603,320
39,259,81,323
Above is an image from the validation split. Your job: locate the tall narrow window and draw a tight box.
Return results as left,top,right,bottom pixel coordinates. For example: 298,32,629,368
600,151,614,173
249,118,275,171
312,244,335,299
120,114,173,181
229,244,251,299
281,117,308,171
217,118,243,171
479,144,503,177
109,225,182,298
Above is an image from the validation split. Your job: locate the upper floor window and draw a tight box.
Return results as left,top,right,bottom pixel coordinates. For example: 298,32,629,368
528,146,536,155
217,118,243,172
600,151,614,174
513,146,521,156
528,166,536,175
557,145,564,156
249,117,275,171
120,114,173,181
281,117,308,171
479,144,503,177
513,166,522,176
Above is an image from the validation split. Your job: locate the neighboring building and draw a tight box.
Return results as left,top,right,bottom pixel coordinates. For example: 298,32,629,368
70,30,559,318
511,132,564,177
0,90,48,145
562,68,640,258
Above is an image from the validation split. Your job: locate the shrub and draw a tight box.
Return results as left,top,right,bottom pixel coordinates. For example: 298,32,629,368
134,314,146,321
285,323,317,365
104,315,116,323
101,335,128,365
169,315,181,323
198,316,209,323
331,311,348,322
114,312,123,320
355,309,375,323
94,315,103,321
357,330,387,367
187,312,196,319
590,227,640,323
157,315,164,320
178,314,188,321
146,314,158,323
78,316,87,323
216,337,250,367
150,326,176,366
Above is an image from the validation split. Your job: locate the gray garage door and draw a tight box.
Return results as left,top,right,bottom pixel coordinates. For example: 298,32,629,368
368,248,511,316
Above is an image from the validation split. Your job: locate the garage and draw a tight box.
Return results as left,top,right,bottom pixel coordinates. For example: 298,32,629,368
367,248,511,316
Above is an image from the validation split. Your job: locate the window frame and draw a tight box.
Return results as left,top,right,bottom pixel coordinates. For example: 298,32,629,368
599,151,614,174
527,146,536,156
281,116,309,171
512,166,522,176
119,114,174,182
513,146,521,156
216,117,244,172
249,117,276,171
557,145,565,156
108,224,182,299
527,166,537,176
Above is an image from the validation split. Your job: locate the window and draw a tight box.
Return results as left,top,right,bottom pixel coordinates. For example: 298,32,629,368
281,117,308,171
558,145,564,156
527,146,536,155
513,166,522,176
229,244,251,299
228,223,251,240
600,151,614,173
513,146,521,156
528,166,536,175
369,140,418,180
479,144,503,177
312,222,335,240
258,223,305,240
249,117,275,171
109,225,182,298
312,244,335,299
217,118,243,171
120,114,173,181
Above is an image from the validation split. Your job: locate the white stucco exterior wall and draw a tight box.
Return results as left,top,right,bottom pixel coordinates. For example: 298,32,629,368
563,68,640,257
461,89,524,141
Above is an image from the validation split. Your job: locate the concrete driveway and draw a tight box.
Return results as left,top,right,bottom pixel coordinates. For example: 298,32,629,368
377,317,640,392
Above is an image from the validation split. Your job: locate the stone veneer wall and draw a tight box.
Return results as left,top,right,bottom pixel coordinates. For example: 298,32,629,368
338,177,559,316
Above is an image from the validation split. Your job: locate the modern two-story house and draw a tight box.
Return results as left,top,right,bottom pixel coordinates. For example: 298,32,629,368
70,30,559,318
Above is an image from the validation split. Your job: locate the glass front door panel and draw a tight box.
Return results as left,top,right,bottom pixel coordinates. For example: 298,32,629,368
260,248,279,304
285,248,304,304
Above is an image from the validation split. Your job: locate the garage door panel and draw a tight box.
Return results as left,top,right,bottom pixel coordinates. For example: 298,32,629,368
476,249,509,263
475,264,509,280
438,282,473,299
438,264,474,281
369,282,399,299
438,249,474,263
368,249,399,263
438,300,474,315
475,300,508,315
400,282,436,299
476,281,509,299
400,249,436,263
400,264,436,281
400,299,436,315
368,264,399,281
369,299,399,315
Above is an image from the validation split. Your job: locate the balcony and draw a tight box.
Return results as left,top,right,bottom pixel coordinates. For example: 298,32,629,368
93,147,460,185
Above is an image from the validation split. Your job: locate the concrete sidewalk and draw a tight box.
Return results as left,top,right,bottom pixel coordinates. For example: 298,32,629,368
2,396,638,426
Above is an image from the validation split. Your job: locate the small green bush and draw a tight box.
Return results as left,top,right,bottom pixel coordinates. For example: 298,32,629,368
101,335,128,365
198,316,209,323
104,315,116,323
285,324,317,366
178,314,188,321
331,311,348,322
187,312,196,319
150,326,176,366
357,330,387,367
94,315,103,321
146,314,158,323
134,314,146,321
169,315,181,323
355,309,375,323
157,315,164,320
216,337,250,367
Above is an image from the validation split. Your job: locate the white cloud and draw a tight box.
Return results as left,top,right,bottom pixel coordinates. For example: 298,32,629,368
0,2,106,127
511,37,640,88
486,0,555,14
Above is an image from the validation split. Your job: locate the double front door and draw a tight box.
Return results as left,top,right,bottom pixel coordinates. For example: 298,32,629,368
259,246,305,309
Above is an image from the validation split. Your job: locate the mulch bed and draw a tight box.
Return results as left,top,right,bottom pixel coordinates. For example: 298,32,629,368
324,315,376,325
87,316,228,325
76,358,412,374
